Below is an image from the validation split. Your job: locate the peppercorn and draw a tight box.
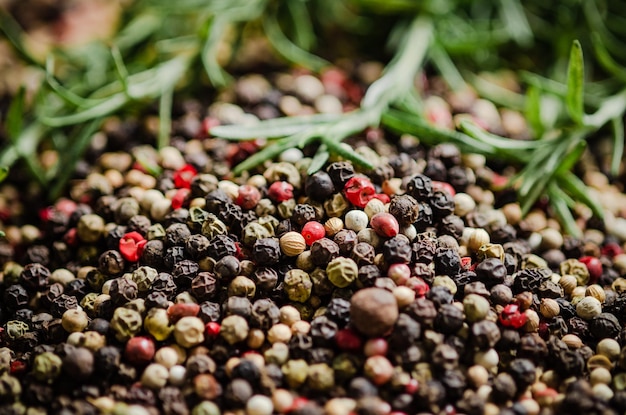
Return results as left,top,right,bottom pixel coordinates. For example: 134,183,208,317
475,258,507,288
77,214,105,243
434,247,461,276
326,257,358,288
61,346,94,380
345,210,369,232
326,162,355,188
284,269,313,303
61,309,89,333
110,307,143,341
310,238,340,266
350,288,399,337
221,315,249,345
144,308,173,341
383,235,412,264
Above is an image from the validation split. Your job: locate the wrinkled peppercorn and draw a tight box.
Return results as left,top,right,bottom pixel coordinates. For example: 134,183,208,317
475,257,507,288
311,238,340,266
326,162,355,188
382,235,412,264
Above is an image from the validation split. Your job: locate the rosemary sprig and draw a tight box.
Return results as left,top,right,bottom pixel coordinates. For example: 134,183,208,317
211,16,434,175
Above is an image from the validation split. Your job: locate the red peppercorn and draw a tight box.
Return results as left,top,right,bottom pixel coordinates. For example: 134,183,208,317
119,231,147,262
64,228,78,247
406,277,429,297
432,181,456,196
387,263,411,285
344,177,376,208
364,338,388,357
205,322,221,338
173,164,197,189
55,198,77,216
372,193,390,204
301,221,326,246
579,256,603,283
601,242,622,258
335,328,362,352
499,304,527,329
370,212,399,237
125,336,155,366
289,397,309,412
461,256,472,270
201,116,220,137
167,303,200,323
171,188,190,210
236,185,262,210
268,181,294,202
405,378,419,394
10,360,26,375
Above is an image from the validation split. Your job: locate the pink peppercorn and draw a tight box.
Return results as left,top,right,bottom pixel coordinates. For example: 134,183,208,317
173,164,197,189
370,212,400,237
406,277,429,297
343,177,376,208
301,221,326,246
171,188,190,210
119,231,147,262
167,303,200,323
499,304,527,329
387,263,411,286
205,322,221,338
236,185,262,210
335,328,362,352
432,181,455,196
363,338,388,357
405,378,419,394
268,181,294,202
579,256,603,283
125,336,156,366
601,242,622,258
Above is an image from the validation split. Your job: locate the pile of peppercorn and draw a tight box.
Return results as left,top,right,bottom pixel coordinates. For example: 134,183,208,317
0,66,626,415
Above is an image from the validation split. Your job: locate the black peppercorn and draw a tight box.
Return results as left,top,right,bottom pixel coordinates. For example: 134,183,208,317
252,237,281,266
224,296,252,318
214,255,241,281
163,246,186,270
357,265,381,288
406,297,437,327
471,320,501,349
507,358,536,390
491,372,517,403
98,250,125,277
429,190,455,219
388,313,421,350
127,215,151,236
434,248,461,276
165,223,191,247
406,174,433,201
349,377,378,399
334,230,358,256
475,257,507,288
191,272,219,301
589,312,621,339
252,267,278,293
351,242,375,266
310,316,338,346
413,202,433,231
250,299,280,330
207,234,237,260
289,332,314,359
217,203,243,229
109,277,138,307
141,239,165,268
382,235,412,264
306,171,335,201
198,301,221,323
87,318,110,335
434,304,465,334
151,272,177,300
438,214,464,239
326,162,355,188
51,294,79,318
172,259,200,287
512,267,551,294
185,234,210,259
310,238,340,266
426,286,454,307
20,263,50,292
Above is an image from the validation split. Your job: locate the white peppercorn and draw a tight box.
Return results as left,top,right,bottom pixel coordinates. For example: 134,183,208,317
246,395,274,415
267,323,292,344
169,365,187,386
279,232,307,257
576,296,602,319
364,199,386,219
279,305,301,326
344,210,369,232
155,347,180,369
141,363,169,389
596,339,621,361
174,316,205,348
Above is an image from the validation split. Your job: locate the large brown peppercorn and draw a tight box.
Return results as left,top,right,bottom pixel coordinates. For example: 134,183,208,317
350,288,399,337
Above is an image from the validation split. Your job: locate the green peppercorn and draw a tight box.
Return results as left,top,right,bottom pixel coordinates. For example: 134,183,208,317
326,257,359,288
191,401,221,415
144,308,173,341
228,276,257,298
282,359,309,388
3,262,23,285
463,294,491,323
477,243,505,261
201,213,228,239
32,352,62,383
278,199,296,219
307,363,335,390
5,320,29,340
264,162,301,188
0,373,22,401
147,223,166,240
560,258,590,286
283,269,313,302
188,207,210,231
242,222,272,246
110,307,143,341
80,292,99,316
324,193,349,218
258,215,280,235
77,214,105,243
131,266,158,292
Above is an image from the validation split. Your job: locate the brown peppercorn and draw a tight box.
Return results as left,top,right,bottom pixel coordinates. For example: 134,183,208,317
279,232,307,257
350,288,399,337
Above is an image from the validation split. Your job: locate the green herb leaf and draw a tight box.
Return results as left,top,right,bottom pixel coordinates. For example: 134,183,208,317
0,167,8,183
566,40,585,125
210,113,343,140
6,86,25,141
524,86,544,138
611,117,624,176
308,145,330,175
